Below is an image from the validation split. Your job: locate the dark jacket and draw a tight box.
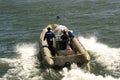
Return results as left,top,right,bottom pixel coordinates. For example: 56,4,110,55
68,31,74,39
61,33,69,41
44,31,55,42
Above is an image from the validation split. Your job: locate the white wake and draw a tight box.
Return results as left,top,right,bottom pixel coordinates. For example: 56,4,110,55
61,66,120,80
61,36,120,80
0,36,120,80
79,36,120,73
0,43,42,80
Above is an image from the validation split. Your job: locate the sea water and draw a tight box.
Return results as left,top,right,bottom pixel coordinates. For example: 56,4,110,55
0,0,120,80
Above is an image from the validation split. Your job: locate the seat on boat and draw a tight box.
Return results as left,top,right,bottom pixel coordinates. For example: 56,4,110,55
56,40,67,50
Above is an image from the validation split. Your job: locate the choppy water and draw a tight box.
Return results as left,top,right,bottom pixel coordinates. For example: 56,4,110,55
0,0,120,80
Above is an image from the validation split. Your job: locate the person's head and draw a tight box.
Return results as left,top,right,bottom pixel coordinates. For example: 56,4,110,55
47,27,51,31
62,30,66,34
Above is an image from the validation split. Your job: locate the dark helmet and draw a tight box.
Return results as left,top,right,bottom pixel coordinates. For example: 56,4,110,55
62,30,66,34
47,27,51,31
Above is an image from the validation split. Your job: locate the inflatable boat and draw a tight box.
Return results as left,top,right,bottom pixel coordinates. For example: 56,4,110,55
39,24,90,69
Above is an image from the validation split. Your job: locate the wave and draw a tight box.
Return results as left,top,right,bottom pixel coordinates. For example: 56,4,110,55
0,43,42,80
61,65,120,80
0,36,120,80
60,35,120,80
78,36,120,77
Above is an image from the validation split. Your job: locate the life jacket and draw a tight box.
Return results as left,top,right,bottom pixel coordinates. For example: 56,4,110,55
45,31,55,41
68,31,74,39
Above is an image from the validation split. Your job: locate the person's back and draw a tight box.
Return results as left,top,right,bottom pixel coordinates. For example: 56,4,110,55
61,30,73,55
44,27,57,56
45,31,55,41
68,30,74,40
44,27,55,46
61,31,69,42
61,30,69,50
68,30,74,50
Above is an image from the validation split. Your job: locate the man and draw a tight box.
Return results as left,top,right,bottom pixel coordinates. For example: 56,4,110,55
44,27,56,56
68,30,74,50
61,30,69,42
68,30,74,40
60,30,69,50
61,30,73,54
44,27,55,47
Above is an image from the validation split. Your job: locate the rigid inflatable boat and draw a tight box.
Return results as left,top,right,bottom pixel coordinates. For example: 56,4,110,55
39,24,90,69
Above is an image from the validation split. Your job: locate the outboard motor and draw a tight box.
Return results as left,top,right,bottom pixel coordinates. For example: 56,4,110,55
65,62,71,68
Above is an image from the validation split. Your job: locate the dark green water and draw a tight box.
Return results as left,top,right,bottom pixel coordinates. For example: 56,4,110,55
0,0,120,80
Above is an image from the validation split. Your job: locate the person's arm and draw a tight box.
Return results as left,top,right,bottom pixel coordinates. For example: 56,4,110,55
53,34,56,38
52,32,56,38
61,35,63,40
